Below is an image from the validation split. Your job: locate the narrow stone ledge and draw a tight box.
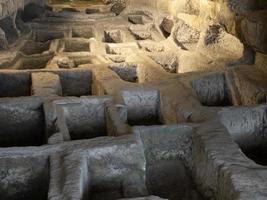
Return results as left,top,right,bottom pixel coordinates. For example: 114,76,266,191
31,72,62,96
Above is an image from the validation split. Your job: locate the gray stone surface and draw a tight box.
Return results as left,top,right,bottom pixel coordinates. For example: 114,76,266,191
54,96,112,140
0,97,44,147
193,120,267,200
121,88,161,125
0,156,49,200
0,1,267,200
134,125,203,200
191,72,231,106
218,105,267,149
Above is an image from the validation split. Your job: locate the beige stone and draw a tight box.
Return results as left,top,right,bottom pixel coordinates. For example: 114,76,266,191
197,25,244,61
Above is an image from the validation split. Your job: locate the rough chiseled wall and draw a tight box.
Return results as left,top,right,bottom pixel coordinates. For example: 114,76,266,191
123,0,266,56
0,0,45,20
0,0,46,50
198,0,259,34
124,0,258,31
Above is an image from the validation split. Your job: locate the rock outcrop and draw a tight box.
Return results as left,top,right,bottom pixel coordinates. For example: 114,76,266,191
0,0,45,48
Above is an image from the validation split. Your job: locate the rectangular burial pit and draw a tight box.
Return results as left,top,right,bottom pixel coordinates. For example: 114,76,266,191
191,72,232,107
219,105,267,166
108,62,138,83
56,69,92,96
0,98,45,147
19,40,51,56
64,54,109,67
0,155,50,200
53,96,113,140
15,53,54,70
87,136,147,200
1,53,53,70
72,26,95,39
56,135,147,200
62,38,90,52
0,71,31,97
120,88,162,126
133,125,204,200
33,29,65,43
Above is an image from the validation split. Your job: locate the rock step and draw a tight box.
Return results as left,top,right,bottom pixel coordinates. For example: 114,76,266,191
31,72,62,96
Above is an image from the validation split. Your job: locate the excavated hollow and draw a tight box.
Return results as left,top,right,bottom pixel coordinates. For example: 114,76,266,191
0,1,267,200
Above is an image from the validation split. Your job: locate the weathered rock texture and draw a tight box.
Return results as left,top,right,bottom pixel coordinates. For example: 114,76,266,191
241,10,267,53
0,0,266,200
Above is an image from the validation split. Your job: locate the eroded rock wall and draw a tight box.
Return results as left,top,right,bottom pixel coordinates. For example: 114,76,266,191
0,0,45,20
0,0,45,49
